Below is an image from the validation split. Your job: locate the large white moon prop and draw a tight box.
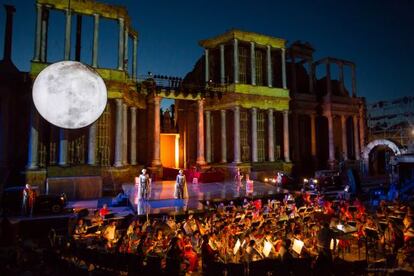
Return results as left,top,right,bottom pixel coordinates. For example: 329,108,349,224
32,61,107,129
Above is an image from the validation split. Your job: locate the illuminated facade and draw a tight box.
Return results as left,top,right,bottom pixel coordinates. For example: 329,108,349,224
0,0,367,194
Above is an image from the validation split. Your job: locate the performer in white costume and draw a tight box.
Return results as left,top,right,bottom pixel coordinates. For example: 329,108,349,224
138,169,151,200
174,169,188,199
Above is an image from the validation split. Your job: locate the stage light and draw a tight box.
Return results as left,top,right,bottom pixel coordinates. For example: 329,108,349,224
303,178,309,183
264,178,269,182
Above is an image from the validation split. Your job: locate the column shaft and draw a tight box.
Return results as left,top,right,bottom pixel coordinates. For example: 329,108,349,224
40,9,48,62
233,39,239,83
122,103,128,165
151,96,162,167
204,49,209,83
118,18,125,70
233,106,241,163
114,99,123,167
92,14,99,67
251,108,258,162
124,27,129,71
352,65,357,97
327,113,335,162
205,111,211,163
268,109,275,161
64,8,71,60
359,106,365,152
308,59,314,93
353,115,360,160
88,123,97,165
326,62,332,97
283,110,290,162
27,108,39,169
266,45,272,87
339,63,345,95
34,4,42,61
220,44,225,84
132,37,138,80
341,115,348,160
220,109,227,163
310,114,317,157
281,48,287,89
250,42,256,85
196,100,206,166
58,129,68,166
130,107,137,165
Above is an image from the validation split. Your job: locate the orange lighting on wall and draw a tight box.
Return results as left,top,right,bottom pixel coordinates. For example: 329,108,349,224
160,134,180,168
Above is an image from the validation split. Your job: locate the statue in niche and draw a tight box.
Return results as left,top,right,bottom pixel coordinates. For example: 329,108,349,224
163,108,172,132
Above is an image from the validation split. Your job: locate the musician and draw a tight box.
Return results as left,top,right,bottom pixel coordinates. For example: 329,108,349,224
103,221,117,249
99,203,110,218
174,169,188,199
74,219,88,238
244,239,263,261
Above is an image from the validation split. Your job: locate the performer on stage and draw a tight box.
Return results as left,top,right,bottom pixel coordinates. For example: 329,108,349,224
139,169,151,200
22,184,35,216
175,169,188,199
235,168,243,187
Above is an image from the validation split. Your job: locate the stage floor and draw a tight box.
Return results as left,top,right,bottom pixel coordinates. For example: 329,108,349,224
132,180,288,215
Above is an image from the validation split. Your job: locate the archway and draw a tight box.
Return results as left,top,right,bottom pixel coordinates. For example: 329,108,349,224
362,139,402,176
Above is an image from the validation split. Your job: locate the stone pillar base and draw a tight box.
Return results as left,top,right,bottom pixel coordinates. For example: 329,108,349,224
148,166,163,181
328,159,338,170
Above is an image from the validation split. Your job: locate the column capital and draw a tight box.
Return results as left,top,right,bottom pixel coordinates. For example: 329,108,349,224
130,106,137,111
198,98,205,106
251,107,257,113
233,105,240,112
115,98,123,105
148,95,162,104
205,110,211,115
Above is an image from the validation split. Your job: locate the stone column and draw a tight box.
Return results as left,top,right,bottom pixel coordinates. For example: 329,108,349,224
251,108,258,162
341,115,348,160
92,14,99,67
339,62,345,95
281,48,287,89
220,44,225,84
118,17,125,70
351,65,357,97
58,129,68,166
196,99,206,166
204,49,209,83
233,38,239,84
27,108,39,169
34,3,42,61
268,109,275,162
124,27,129,71
353,115,360,160
326,62,332,97
150,96,162,167
283,110,290,162
64,8,71,60
310,113,317,158
233,106,241,163
290,54,297,94
220,109,227,163
327,113,335,163
114,99,123,167
266,45,273,87
130,107,137,165
40,8,49,62
308,59,314,93
359,106,365,152
250,42,256,85
205,110,211,163
132,36,138,80
122,103,128,165
87,123,96,165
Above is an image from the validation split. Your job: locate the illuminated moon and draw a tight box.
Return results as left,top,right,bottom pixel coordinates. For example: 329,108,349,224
32,61,107,129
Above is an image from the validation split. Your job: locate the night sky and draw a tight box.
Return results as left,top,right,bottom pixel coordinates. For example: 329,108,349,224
0,0,413,103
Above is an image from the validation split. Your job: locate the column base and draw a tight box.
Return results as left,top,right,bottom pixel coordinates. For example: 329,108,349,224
130,161,138,166
26,164,39,170
328,159,338,170
114,161,123,167
196,158,207,167
150,159,162,167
